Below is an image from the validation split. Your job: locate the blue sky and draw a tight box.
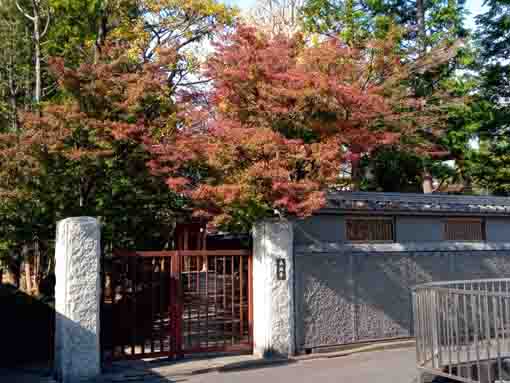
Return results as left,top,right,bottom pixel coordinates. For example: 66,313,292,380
223,0,488,30
465,0,487,29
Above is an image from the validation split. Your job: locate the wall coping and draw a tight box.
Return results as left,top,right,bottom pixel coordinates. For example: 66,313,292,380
324,191,510,216
295,241,510,255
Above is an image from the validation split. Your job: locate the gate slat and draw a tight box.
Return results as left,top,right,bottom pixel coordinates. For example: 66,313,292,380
240,255,244,339
206,259,209,350
150,257,155,354
159,257,165,354
131,256,137,356
196,255,201,349
103,249,252,361
223,255,227,349
231,256,235,344
111,259,117,358
248,254,253,346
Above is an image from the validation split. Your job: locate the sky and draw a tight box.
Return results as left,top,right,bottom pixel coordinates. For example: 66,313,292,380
222,0,488,31
465,0,488,29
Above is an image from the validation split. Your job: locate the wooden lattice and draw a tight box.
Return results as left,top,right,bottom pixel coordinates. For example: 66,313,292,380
346,217,394,242
444,218,484,241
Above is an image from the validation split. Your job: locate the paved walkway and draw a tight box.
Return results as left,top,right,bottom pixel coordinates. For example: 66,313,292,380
0,347,420,383
183,348,420,383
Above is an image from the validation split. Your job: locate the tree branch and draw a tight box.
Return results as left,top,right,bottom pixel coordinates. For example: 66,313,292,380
179,79,212,87
40,10,50,38
15,1,35,21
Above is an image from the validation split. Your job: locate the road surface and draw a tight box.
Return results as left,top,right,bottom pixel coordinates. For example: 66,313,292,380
0,347,420,383
183,348,419,383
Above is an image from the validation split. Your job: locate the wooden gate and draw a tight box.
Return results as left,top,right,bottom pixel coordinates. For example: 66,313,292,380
101,250,252,361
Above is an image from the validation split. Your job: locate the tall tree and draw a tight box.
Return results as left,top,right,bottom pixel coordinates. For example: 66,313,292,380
149,26,459,230
471,0,510,195
0,0,238,295
0,0,34,131
245,0,304,36
300,0,472,193
301,0,466,48
476,0,510,132
14,0,51,104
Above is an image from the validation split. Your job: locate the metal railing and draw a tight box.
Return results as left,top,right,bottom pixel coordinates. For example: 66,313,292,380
414,279,510,383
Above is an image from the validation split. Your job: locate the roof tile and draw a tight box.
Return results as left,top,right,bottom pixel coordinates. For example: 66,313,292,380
326,191,510,215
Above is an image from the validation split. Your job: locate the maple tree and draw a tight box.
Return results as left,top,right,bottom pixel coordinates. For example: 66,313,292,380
0,0,471,294
0,45,181,293
149,25,458,230
0,0,237,295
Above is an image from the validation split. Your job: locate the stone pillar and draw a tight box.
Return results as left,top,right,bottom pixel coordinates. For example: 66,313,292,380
252,220,295,357
54,217,101,383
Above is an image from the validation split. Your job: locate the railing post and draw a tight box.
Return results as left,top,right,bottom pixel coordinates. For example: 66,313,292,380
415,279,510,383
413,290,420,364
431,289,439,369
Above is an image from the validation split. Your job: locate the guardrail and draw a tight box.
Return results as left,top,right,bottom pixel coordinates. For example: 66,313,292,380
413,279,510,383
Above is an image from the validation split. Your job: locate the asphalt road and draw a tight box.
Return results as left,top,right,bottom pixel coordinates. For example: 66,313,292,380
182,348,419,383
0,347,420,382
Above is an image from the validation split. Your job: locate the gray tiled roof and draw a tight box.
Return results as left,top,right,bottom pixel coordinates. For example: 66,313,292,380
325,192,510,215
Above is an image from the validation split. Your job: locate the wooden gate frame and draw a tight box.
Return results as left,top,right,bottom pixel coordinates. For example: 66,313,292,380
102,249,253,360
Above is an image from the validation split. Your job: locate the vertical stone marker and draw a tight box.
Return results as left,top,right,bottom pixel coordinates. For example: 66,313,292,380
54,217,101,383
252,220,295,357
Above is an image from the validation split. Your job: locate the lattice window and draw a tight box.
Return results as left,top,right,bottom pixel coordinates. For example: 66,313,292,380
346,217,394,242
444,218,485,241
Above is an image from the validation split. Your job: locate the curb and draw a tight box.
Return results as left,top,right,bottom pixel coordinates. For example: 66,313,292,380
293,340,416,362
217,357,293,372
108,339,416,380
183,339,415,375
158,357,292,377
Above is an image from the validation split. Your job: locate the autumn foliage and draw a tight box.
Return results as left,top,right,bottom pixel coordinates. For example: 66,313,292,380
148,26,455,228
0,26,458,233
0,44,174,199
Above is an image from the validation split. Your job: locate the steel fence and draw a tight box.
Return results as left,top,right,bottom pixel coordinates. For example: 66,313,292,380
414,279,510,383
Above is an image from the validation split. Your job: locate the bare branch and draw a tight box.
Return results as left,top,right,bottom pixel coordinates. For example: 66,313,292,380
179,79,212,87
40,9,50,38
15,1,35,21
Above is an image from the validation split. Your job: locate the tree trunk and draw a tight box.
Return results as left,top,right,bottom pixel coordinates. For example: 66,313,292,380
24,24,32,110
350,150,362,191
6,22,19,131
8,93,18,132
422,168,433,193
25,69,31,110
22,244,33,294
417,0,430,192
8,53,18,132
94,1,109,64
16,0,49,105
8,70,19,132
457,155,473,193
416,0,426,52
32,237,41,296
33,10,41,104
94,18,105,63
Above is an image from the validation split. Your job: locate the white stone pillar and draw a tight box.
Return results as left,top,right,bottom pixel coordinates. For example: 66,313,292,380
54,217,101,383
252,220,295,357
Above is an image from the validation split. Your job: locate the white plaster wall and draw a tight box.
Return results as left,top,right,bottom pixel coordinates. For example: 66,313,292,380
252,220,295,357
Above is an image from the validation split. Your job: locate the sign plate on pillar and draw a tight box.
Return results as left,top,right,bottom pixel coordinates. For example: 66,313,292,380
276,258,286,280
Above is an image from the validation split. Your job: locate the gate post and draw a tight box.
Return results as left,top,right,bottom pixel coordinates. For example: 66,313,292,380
252,219,295,357
54,217,101,382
